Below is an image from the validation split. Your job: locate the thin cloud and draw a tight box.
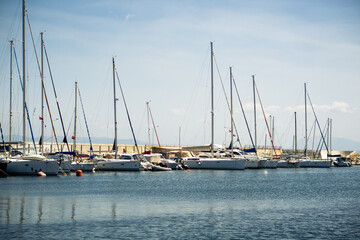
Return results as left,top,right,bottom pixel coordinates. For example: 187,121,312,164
171,107,185,116
125,14,134,21
285,101,356,113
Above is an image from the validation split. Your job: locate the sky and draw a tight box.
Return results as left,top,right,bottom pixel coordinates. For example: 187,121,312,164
0,0,359,151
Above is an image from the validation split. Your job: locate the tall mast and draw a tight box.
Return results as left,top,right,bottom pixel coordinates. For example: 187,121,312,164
272,116,275,157
112,57,118,159
327,118,330,153
146,101,150,151
9,40,13,143
230,66,234,157
304,83,307,157
40,32,44,154
73,81,78,159
210,42,214,157
294,112,297,154
179,126,181,151
22,0,26,154
252,75,257,150
330,118,332,154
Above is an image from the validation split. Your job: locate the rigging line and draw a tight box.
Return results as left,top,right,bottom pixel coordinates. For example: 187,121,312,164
314,119,329,158
43,44,70,151
13,46,37,154
306,90,329,153
66,109,74,137
213,55,242,148
309,119,316,154
25,10,60,151
115,70,140,154
147,102,162,154
78,87,94,154
254,82,277,156
232,77,256,151
0,122,5,145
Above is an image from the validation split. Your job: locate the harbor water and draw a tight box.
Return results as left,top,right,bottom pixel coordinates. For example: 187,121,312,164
1,167,360,239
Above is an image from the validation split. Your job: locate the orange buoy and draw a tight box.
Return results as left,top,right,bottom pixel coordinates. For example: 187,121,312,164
38,171,46,177
76,170,83,177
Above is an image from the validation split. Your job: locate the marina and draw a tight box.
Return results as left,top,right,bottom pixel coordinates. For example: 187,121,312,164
0,0,360,238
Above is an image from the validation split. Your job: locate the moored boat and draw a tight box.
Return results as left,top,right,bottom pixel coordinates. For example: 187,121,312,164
95,153,143,171
299,159,332,168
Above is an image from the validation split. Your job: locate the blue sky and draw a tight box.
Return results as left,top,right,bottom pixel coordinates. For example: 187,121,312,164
0,0,359,150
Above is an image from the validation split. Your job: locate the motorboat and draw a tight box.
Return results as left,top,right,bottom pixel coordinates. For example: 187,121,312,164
95,153,143,171
144,153,182,170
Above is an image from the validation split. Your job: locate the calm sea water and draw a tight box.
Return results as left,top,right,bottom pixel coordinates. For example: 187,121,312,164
1,167,360,239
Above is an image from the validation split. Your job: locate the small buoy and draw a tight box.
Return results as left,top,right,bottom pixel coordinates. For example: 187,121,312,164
76,170,83,177
38,171,46,177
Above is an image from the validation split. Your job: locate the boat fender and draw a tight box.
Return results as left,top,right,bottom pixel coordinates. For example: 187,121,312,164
76,170,83,176
38,171,46,177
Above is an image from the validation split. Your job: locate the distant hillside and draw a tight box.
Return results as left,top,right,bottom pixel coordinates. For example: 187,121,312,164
284,137,359,152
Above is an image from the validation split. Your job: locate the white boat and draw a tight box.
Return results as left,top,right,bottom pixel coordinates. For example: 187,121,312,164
182,157,246,170
299,159,332,168
277,159,300,168
150,164,172,171
225,150,260,169
258,159,278,169
144,153,181,170
3,155,59,175
333,160,351,167
182,43,246,170
71,161,95,171
95,153,142,171
245,159,260,169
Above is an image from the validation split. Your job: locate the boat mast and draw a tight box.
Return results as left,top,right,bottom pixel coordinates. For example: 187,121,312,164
230,66,234,157
304,83,307,157
9,40,13,143
73,81,78,159
294,112,297,155
179,126,181,151
272,116,275,157
112,57,118,159
330,118,332,154
146,101,150,151
40,32,44,154
22,0,26,154
210,42,214,157
253,75,257,151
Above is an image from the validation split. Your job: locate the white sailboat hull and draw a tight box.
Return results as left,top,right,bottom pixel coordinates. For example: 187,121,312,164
245,159,260,169
59,160,72,172
5,159,59,175
71,162,95,171
277,160,300,168
182,158,246,170
299,159,332,168
95,159,141,171
258,159,278,169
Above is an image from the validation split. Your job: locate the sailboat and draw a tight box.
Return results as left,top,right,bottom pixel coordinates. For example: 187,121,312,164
298,83,331,168
251,75,277,169
70,82,95,171
94,57,142,171
277,112,300,168
182,42,246,170
2,0,59,175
